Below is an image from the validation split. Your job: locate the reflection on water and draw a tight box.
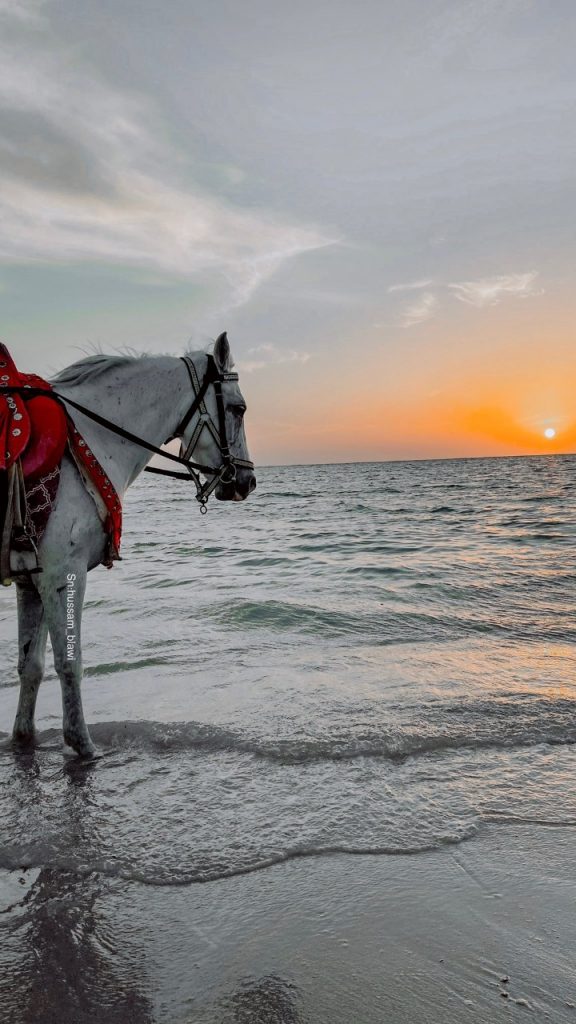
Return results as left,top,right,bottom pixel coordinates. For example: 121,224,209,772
0,754,154,1024
216,975,306,1024
1,868,154,1024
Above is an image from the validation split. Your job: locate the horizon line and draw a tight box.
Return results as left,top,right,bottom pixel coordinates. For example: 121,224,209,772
255,450,576,470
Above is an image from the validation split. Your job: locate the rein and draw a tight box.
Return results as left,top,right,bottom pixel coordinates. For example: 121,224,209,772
0,355,254,514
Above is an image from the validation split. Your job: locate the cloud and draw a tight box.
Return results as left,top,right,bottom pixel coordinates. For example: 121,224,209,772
237,343,311,373
449,271,541,307
0,0,46,23
393,271,542,327
388,279,434,293
400,292,439,327
0,9,333,309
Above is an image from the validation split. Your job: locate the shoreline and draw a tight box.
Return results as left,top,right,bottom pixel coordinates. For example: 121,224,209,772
2,822,576,1022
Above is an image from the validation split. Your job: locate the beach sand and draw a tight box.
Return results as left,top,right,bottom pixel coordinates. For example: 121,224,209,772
1,823,575,1023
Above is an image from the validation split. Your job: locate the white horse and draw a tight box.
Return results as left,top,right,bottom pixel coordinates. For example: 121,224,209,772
9,332,255,757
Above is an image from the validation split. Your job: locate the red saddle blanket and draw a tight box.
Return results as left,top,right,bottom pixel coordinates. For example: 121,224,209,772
0,344,121,567
0,348,67,478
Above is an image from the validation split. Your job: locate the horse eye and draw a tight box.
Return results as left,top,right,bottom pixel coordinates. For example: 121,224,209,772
231,404,246,417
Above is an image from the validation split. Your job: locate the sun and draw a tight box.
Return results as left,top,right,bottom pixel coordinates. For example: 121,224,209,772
544,427,556,439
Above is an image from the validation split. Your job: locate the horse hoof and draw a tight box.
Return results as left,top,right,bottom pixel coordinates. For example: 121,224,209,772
63,734,97,759
11,730,37,749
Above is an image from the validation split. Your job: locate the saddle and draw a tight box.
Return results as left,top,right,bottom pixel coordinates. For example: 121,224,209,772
0,345,68,474
0,344,121,584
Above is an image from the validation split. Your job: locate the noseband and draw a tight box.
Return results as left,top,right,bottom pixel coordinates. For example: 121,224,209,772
2,354,254,514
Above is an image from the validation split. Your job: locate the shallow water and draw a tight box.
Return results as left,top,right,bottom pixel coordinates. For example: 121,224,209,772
1,455,575,884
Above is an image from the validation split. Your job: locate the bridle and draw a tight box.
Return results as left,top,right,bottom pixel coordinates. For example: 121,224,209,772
147,354,255,510
1,354,254,514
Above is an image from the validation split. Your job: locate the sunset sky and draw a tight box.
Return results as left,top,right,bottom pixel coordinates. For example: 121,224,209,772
1,0,574,464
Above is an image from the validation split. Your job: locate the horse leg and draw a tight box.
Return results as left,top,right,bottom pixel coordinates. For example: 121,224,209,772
43,566,95,757
12,581,48,745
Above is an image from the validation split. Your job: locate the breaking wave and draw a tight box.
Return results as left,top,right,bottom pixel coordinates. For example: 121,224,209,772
1,695,574,764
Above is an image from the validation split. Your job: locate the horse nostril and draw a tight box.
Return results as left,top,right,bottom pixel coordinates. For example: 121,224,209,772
249,476,256,493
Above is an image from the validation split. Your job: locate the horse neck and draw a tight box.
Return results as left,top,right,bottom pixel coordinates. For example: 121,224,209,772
59,353,207,495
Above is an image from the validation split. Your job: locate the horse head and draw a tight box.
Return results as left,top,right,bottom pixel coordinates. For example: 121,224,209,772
180,332,256,503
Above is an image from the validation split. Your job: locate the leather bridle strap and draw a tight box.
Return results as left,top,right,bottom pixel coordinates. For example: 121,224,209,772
174,357,217,439
160,354,254,507
0,386,217,476
177,353,254,479
178,356,222,459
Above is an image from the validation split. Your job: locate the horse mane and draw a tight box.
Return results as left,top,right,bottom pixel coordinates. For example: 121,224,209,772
50,352,142,387
51,343,230,388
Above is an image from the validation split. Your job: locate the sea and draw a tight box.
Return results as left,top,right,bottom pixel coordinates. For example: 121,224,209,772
1,454,575,884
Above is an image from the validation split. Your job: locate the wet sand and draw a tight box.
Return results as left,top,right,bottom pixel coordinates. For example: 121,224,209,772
1,823,576,1023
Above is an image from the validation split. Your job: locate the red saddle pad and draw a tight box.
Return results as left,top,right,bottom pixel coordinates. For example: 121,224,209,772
0,344,67,481
21,395,68,481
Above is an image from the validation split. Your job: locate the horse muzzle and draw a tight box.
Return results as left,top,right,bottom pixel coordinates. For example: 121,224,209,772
215,469,256,502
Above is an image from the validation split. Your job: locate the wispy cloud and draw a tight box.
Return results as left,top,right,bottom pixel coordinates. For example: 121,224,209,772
0,6,333,310
0,0,46,23
394,271,542,327
237,343,311,373
449,272,541,307
388,279,434,294
400,292,439,327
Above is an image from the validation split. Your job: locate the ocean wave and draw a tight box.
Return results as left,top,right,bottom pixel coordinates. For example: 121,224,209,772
345,564,410,576
522,494,560,503
481,812,576,828
199,598,576,645
291,539,425,554
0,826,478,886
84,657,171,677
2,695,574,764
202,599,455,641
428,505,458,513
236,555,299,568
267,490,318,498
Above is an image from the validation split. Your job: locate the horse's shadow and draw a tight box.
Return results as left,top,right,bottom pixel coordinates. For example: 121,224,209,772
0,752,155,1024
2,755,309,1024
213,975,307,1024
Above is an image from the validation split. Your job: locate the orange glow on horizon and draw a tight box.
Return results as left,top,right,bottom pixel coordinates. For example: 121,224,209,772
247,307,576,464
250,383,576,464
251,394,576,463
448,403,576,455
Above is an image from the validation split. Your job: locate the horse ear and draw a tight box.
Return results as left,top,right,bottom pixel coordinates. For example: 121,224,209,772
213,331,231,372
